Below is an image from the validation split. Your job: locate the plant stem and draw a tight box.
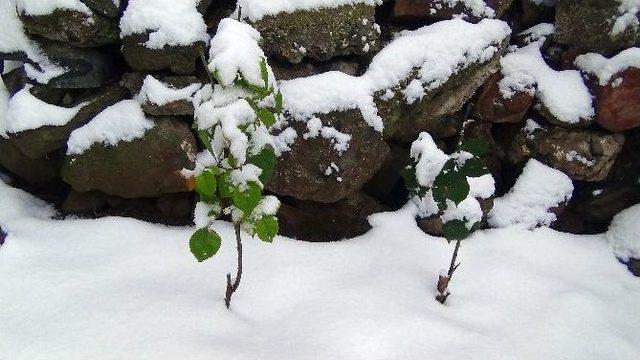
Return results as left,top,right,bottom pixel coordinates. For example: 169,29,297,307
436,239,462,304
225,224,243,308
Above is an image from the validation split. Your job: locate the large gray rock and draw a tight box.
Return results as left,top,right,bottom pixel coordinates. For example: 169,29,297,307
555,0,640,54
62,119,198,198
121,33,206,75
268,110,389,203
9,84,128,159
20,9,119,48
81,0,121,18
0,138,60,185
250,3,380,64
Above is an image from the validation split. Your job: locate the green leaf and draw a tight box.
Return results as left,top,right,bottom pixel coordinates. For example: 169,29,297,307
250,147,276,183
257,108,276,127
189,228,222,262
260,58,269,87
460,157,487,178
254,215,279,243
432,168,470,208
460,138,489,157
274,91,283,114
195,169,217,199
401,165,419,195
218,172,234,199
442,220,470,242
232,182,262,216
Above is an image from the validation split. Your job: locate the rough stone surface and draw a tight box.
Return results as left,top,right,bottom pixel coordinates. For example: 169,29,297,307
0,138,60,185
520,0,556,28
474,73,533,124
268,110,389,203
251,3,380,64
62,119,198,198
277,192,387,242
555,0,640,54
135,75,200,116
82,0,121,18
271,60,363,80
377,40,506,142
121,34,206,75
595,68,640,133
393,0,513,22
20,9,119,48
10,84,128,159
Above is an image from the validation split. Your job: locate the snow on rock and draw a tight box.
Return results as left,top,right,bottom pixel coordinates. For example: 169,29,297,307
235,0,382,21
518,23,555,44
611,0,640,36
280,18,510,133
120,0,209,49
575,47,640,86
208,18,275,88
500,38,594,125
134,75,202,107
66,100,154,156
436,0,496,18
0,1,67,84
1,180,639,359
410,132,449,188
0,79,9,138
15,0,92,16
489,159,574,229
4,85,86,134
607,204,640,261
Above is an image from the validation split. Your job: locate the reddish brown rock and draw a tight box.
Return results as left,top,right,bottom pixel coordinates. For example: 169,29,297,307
474,73,533,123
595,68,640,132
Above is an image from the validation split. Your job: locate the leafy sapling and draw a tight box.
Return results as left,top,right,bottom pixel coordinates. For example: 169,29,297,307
187,19,282,308
403,131,494,304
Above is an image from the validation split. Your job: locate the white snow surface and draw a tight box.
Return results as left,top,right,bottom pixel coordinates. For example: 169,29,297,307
66,100,154,155
281,18,510,132
120,0,209,49
607,204,640,261
0,1,68,84
575,47,640,86
4,85,86,133
235,0,382,21
489,159,574,229
15,0,92,16
1,180,639,359
500,38,594,125
134,75,202,106
612,0,640,36
434,0,495,18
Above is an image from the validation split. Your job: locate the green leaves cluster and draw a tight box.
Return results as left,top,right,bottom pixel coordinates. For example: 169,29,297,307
404,138,490,242
190,58,282,263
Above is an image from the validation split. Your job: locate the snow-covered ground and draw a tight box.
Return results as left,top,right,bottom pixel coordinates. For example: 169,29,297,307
0,179,639,360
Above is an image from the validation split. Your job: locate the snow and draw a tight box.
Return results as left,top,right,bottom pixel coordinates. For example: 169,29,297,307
15,0,92,16
235,0,382,21
1,179,640,359
302,117,352,154
611,0,640,36
489,159,574,229
432,0,495,18
575,47,640,86
280,19,510,133
0,0,68,84
410,132,449,188
134,75,202,107
500,38,594,125
0,79,9,138
120,0,209,49
607,204,640,261
66,100,154,156
4,85,87,134
518,23,555,44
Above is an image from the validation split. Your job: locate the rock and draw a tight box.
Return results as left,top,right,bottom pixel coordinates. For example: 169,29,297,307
626,258,640,277
81,0,121,18
121,34,206,75
61,190,108,213
131,75,201,116
10,84,128,159
250,3,380,63
277,192,386,242
595,68,640,132
0,137,60,185
268,110,389,203
363,142,410,202
460,119,501,178
62,119,197,198
393,0,513,22
555,0,640,54
271,60,363,81
20,9,119,48
474,73,533,124
35,40,116,89
377,39,506,142
0,66,27,96
520,0,556,28
501,120,626,182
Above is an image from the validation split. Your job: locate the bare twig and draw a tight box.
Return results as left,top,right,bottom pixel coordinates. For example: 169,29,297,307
225,224,243,308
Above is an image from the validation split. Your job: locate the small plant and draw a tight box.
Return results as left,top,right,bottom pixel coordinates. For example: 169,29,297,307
403,131,492,304
188,19,282,308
